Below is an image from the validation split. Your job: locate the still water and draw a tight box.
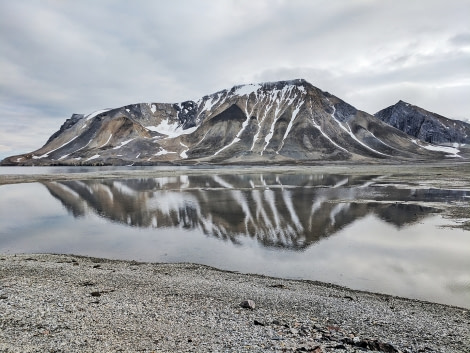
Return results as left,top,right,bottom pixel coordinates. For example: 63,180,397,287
1,172,469,308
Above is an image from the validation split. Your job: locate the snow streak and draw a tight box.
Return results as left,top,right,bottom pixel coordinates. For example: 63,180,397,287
329,104,388,156
277,101,304,153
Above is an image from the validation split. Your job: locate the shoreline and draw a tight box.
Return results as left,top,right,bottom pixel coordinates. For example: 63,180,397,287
1,254,469,352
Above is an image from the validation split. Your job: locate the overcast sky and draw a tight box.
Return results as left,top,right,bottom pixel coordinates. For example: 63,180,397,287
1,0,469,159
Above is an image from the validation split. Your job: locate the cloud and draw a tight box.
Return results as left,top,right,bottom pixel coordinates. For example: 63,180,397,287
449,32,470,46
0,0,469,156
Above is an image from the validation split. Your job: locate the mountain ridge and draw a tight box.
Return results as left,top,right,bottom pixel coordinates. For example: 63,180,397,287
375,100,470,145
1,79,466,166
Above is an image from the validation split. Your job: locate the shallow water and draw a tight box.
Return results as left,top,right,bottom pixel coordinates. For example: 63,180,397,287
1,172,469,308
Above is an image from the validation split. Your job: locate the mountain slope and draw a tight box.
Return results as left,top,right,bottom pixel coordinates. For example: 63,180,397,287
1,79,463,166
375,100,470,145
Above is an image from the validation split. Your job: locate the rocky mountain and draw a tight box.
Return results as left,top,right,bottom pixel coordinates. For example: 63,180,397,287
1,79,465,166
375,100,470,145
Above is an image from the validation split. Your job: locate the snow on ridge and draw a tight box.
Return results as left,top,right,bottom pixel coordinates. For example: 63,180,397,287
85,108,112,121
234,83,262,97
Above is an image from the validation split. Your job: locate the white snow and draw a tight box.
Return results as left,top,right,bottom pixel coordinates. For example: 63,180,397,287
146,120,197,138
136,153,141,158
150,104,156,114
261,85,295,154
367,131,395,150
277,101,304,153
100,134,113,148
85,108,111,121
155,148,176,156
310,113,348,153
32,136,79,159
328,103,388,156
251,94,276,150
344,122,389,156
234,84,261,97
214,137,240,156
126,109,130,113
412,139,461,157
85,154,100,161
112,138,135,150
214,100,255,156
297,85,306,94
200,95,221,114
58,154,70,161
180,142,189,159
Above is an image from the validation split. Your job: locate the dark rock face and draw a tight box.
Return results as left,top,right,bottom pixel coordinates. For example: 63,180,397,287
174,100,198,129
46,113,84,144
2,80,465,166
375,100,470,144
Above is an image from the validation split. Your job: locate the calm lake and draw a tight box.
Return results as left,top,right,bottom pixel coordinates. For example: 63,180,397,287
1,168,469,308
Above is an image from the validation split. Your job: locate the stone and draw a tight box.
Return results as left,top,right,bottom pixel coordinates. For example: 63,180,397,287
240,300,255,310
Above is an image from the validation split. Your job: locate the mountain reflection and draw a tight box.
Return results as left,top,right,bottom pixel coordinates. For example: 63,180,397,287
42,174,468,250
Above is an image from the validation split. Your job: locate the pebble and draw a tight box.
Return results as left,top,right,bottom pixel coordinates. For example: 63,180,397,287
0,253,468,353
240,299,255,310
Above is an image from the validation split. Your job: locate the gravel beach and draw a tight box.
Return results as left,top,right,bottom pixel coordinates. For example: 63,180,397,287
0,254,468,353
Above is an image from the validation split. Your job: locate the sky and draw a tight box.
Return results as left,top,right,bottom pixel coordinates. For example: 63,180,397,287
1,0,469,159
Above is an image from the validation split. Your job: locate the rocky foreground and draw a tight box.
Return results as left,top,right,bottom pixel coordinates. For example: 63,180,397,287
0,254,468,353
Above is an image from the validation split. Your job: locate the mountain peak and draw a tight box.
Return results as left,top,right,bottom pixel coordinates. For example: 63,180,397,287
229,78,310,97
375,101,470,145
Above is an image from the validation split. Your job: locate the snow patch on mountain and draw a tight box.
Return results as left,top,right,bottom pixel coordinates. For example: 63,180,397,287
32,136,79,159
146,120,197,138
234,84,262,97
85,108,111,121
277,101,304,153
112,138,135,150
85,154,100,161
411,139,461,157
155,148,175,156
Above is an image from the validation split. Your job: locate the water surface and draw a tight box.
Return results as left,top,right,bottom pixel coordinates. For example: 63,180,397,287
1,172,469,308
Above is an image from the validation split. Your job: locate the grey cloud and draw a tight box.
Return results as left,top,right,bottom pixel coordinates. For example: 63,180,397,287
449,32,470,46
1,0,469,157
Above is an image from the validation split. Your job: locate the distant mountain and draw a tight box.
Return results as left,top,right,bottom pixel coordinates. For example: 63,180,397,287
1,79,464,166
375,100,470,145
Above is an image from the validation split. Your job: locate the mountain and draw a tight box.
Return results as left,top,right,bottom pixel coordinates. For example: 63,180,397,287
1,79,464,166
375,100,470,145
